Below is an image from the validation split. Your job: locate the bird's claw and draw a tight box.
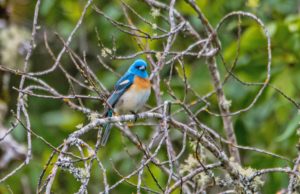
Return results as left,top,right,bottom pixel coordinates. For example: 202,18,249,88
131,111,139,122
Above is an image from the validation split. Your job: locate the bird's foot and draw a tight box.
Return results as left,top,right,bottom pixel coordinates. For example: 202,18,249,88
130,111,139,122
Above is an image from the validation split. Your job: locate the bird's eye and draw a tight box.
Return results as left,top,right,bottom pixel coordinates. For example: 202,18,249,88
137,66,146,71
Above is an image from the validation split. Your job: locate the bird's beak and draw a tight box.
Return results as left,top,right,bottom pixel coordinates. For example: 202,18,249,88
138,66,146,70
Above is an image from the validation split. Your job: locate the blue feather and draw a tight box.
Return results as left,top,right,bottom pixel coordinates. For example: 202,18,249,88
101,59,149,146
107,73,134,107
101,74,134,146
101,109,113,146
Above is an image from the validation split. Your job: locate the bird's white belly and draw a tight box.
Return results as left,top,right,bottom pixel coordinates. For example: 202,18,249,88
114,88,150,114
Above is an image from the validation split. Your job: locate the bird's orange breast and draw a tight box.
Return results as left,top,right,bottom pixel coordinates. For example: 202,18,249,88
134,76,151,90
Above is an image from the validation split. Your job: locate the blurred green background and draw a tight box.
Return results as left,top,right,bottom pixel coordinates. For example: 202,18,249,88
0,0,300,193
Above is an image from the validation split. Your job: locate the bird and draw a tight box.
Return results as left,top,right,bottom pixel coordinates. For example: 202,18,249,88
101,59,151,146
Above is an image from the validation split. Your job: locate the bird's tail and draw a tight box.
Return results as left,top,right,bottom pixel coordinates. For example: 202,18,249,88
101,109,113,146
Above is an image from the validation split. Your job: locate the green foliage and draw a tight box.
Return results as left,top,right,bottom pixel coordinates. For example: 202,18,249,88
0,0,300,193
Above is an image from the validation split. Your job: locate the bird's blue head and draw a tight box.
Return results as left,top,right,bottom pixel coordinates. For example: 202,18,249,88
128,59,149,79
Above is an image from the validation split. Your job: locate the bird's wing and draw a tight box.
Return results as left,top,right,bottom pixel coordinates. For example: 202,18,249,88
107,72,134,108
101,73,134,146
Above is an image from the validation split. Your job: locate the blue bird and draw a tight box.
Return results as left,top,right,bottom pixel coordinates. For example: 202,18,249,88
101,59,151,146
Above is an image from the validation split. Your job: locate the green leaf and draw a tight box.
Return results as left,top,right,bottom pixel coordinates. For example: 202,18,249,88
224,25,265,62
40,0,56,15
175,63,191,80
276,113,300,142
42,110,84,131
272,68,295,97
285,14,300,33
